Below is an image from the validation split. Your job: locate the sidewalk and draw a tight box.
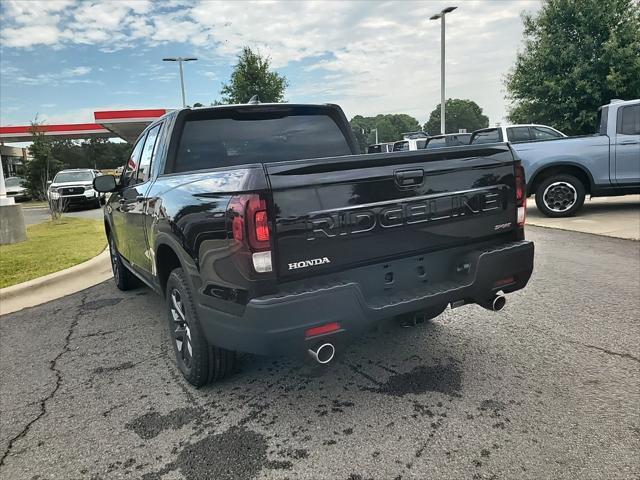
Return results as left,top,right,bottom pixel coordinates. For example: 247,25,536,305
527,195,640,240
0,248,112,315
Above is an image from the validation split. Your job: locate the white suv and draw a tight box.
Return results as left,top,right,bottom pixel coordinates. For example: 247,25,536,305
48,169,103,208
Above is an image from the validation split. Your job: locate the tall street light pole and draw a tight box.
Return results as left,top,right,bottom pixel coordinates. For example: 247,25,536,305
162,57,198,107
430,6,457,135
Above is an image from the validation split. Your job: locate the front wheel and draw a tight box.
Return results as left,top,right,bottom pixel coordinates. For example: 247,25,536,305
535,174,586,217
165,268,236,386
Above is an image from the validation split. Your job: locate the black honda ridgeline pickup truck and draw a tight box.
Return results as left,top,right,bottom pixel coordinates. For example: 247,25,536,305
94,103,534,386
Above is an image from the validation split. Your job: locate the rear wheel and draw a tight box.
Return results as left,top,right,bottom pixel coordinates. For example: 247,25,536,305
535,174,586,217
108,233,136,291
166,268,236,386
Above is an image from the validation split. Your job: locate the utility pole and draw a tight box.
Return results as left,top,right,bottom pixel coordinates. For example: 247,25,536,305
162,57,198,107
430,6,457,135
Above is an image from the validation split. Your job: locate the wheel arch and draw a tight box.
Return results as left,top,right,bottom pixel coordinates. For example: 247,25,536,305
156,241,184,296
527,163,594,196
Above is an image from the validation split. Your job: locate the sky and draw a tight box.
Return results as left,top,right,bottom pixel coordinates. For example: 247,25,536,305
0,0,542,130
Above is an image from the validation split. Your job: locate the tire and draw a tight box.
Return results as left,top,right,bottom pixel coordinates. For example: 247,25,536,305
535,174,586,218
397,303,448,327
165,268,236,386
108,233,137,291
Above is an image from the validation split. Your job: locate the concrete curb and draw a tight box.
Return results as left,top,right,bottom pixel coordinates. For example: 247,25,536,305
0,247,112,316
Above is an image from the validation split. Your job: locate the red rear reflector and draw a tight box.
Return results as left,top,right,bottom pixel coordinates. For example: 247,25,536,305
232,216,244,241
305,322,341,338
495,276,515,287
255,210,269,242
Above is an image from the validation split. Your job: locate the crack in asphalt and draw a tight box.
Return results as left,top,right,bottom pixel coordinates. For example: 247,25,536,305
580,343,640,364
529,324,640,364
0,293,87,468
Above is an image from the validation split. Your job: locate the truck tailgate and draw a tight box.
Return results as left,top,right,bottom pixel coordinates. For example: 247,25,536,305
265,145,519,279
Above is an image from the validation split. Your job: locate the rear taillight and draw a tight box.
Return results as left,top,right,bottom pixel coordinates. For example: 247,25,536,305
228,194,272,273
515,163,526,227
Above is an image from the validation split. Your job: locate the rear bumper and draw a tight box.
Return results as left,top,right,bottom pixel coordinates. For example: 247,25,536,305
195,240,534,356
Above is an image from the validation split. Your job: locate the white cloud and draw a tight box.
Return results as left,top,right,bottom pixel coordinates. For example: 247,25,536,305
0,0,542,123
1,64,94,86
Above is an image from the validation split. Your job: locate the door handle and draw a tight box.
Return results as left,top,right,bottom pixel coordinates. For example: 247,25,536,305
394,169,424,187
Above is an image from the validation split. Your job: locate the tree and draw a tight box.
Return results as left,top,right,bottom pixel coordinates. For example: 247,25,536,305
219,47,288,104
424,99,489,135
349,113,421,149
25,120,62,200
505,0,640,135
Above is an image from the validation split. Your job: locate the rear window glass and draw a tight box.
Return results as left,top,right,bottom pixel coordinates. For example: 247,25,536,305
174,114,351,172
426,137,447,149
393,141,409,151
471,129,502,144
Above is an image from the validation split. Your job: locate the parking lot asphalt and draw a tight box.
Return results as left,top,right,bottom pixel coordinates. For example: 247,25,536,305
1,226,638,480
527,195,640,241
20,205,103,226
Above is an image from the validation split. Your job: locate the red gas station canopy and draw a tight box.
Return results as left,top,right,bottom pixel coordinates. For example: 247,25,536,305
0,108,168,144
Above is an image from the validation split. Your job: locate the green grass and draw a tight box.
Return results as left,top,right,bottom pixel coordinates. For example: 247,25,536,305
0,218,106,288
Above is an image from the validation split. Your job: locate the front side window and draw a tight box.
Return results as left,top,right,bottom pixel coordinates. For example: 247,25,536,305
416,139,427,149
617,105,640,135
507,127,532,143
531,127,562,140
367,145,382,154
137,124,162,183
122,135,146,186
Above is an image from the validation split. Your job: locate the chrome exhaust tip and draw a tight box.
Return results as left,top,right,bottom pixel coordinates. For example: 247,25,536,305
480,294,506,312
308,343,336,364
492,294,506,311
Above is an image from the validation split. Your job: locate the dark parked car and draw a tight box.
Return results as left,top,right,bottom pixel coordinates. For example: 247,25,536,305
94,102,534,386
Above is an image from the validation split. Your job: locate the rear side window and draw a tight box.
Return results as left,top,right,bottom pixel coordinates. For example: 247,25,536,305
507,127,531,143
471,129,502,144
617,105,640,135
393,141,409,151
426,137,447,149
174,114,351,172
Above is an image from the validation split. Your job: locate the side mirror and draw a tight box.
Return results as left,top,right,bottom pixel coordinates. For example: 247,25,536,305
46,180,52,187
93,174,117,193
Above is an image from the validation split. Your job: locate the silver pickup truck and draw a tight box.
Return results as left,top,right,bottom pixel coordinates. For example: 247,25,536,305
471,99,640,217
